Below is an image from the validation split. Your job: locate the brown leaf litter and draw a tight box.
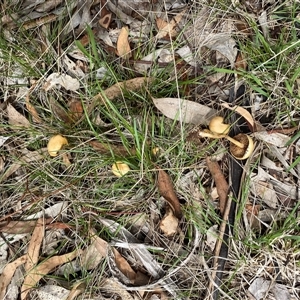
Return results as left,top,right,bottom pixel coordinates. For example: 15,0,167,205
157,168,182,219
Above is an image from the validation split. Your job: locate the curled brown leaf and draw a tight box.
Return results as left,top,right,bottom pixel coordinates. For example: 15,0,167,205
157,168,182,219
206,157,229,216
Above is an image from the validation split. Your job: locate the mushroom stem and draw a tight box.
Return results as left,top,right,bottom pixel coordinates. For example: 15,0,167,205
222,135,244,148
199,131,244,148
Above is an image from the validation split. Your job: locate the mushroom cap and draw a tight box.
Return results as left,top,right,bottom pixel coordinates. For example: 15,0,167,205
209,116,230,135
47,135,68,157
112,161,130,177
230,134,254,160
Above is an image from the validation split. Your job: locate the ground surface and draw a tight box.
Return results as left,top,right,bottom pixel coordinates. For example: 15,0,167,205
0,0,300,299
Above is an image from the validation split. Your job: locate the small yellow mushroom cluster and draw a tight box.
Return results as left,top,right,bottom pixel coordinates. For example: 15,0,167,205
199,116,254,160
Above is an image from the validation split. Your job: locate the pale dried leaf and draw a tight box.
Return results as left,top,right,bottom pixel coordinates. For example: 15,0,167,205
206,225,218,251
0,255,27,299
221,103,255,131
21,250,82,300
156,9,185,39
156,18,177,39
43,73,80,91
251,180,278,208
254,131,290,147
261,154,284,171
0,136,9,147
81,229,108,270
89,228,108,257
61,55,86,78
7,104,31,127
153,97,217,125
101,278,135,300
25,202,68,220
24,218,45,272
36,285,70,300
66,281,86,300
258,208,289,222
117,26,131,58
248,278,291,300
159,209,178,236
269,145,298,177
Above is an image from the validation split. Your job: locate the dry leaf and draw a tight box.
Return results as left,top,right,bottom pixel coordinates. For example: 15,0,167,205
159,209,179,236
49,96,72,124
89,140,136,156
0,148,47,183
235,52,247,71
101,278,135,300
157,168,182,219
206,157,229,215
21,250,82,300
117,26,131,58
99,12,112,29
68,99,83,121
81,229,108,270
0,255,27,300
47,135,68,157
25,94,42,123
248,277,291,300
245,204,261,231
0,218,52,234
156,18,177,39
153,97,217,125
91,77,153,107
221,103,255,132
251,180,278,208
7,104,31,127
24,218,45,272
112,247,137,283
253,131,290,147
206,225,218,251
36,285,69,300
66,281,86,300
43,73,80,91
89,228,108,257
155,10,185,39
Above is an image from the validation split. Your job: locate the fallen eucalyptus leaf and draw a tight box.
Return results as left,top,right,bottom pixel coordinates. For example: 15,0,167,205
117,26,131,58
153,97,217,125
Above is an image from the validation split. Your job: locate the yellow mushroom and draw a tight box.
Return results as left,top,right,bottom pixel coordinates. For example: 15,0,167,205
209,116,230,135
199,116,254,160
112,161,130,177
47,135,68,157
229,133,254,160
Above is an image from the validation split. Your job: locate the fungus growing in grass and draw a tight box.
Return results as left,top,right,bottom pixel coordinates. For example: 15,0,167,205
112,161,130,177
47,135,68,157
199,116,254,160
